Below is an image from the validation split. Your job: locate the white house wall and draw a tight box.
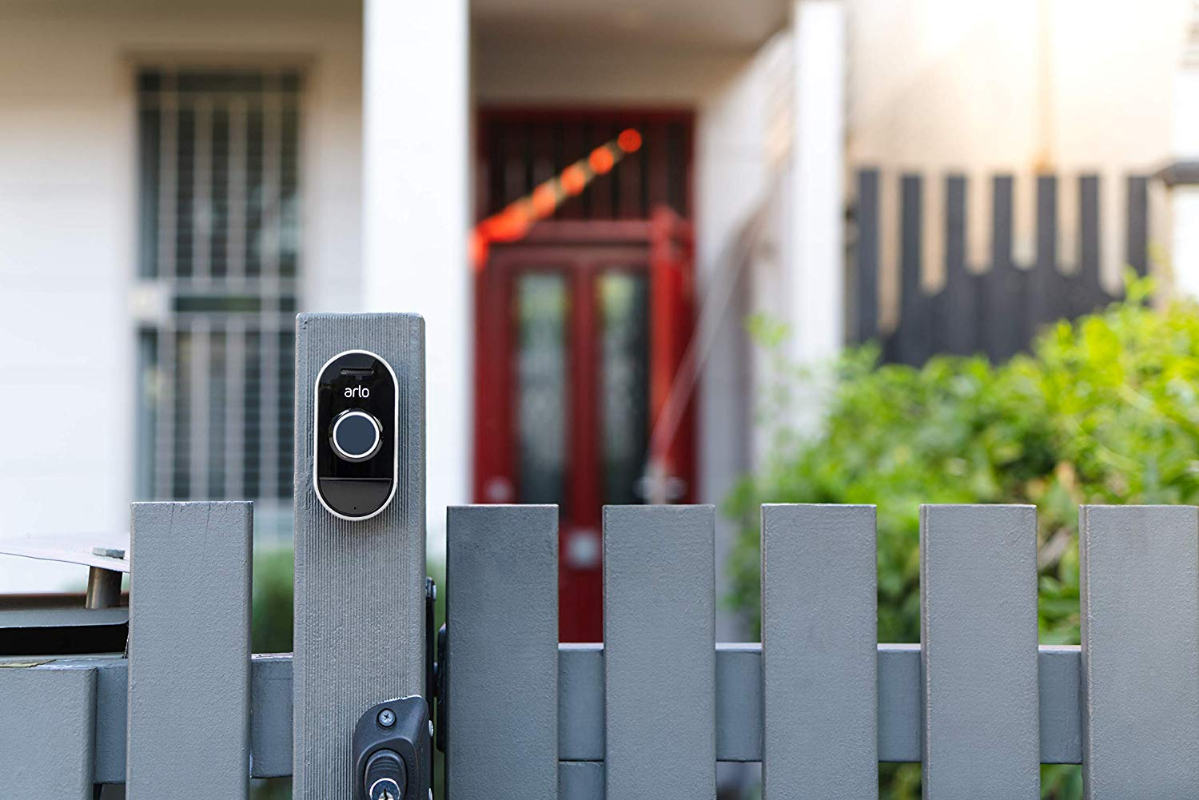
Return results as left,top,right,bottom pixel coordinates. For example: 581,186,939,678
0,0,363,591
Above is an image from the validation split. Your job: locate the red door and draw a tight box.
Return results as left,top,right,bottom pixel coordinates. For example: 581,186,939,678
474,217,695,642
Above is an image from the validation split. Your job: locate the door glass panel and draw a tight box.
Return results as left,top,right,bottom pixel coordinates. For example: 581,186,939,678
516,273,569,505
599,272,650,505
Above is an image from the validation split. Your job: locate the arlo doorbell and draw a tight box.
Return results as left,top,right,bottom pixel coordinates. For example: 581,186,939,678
313,349,398,520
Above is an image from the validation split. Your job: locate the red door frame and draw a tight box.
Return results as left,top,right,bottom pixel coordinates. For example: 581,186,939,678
475,107,695,222
473,217,696,642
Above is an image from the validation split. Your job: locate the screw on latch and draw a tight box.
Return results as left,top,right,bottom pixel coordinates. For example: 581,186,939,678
378,708,396,728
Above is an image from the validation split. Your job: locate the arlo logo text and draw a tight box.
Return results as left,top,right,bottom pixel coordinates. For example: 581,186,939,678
344,386,371,399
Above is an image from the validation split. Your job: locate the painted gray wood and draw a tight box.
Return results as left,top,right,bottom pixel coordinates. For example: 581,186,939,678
559,643,604,762
293,313,425,800
0,665,95,798
560,762,603,799
935,174,982,357
446,505,558,800
895,174,931,364
126,502,252,800
984,176,1029,362
1031,175,1065,332
854,169,880,343
859,168,1146,368
1079,175,1103,312
876,644,922,762
1126,175,1150,276
58,643,1096,781
715,644,763,762
250,655,293,779
920,504,1040,798
603,505,716,799
1038,645,1083,765
761,504,877,797
1080,505,1199,798
94,655,129,784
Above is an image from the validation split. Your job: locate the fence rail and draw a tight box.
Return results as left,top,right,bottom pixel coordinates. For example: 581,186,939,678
3,501,1198,799
7,643,1090,779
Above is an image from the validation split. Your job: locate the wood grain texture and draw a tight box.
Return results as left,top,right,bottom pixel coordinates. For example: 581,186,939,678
293,313,426,799
762,504,878,798
1080,505,1199,798
127,502,252,800
921,505,1040,799
446,505,558,799
603,505,715,800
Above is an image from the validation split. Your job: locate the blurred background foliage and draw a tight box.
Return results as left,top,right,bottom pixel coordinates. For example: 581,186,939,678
725,278,1199,799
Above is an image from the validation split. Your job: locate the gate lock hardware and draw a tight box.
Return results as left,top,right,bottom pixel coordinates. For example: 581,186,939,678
349,578,439,800
352,696,432,800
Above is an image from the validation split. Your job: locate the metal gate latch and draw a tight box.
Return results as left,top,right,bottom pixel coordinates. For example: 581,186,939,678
352,696,432,800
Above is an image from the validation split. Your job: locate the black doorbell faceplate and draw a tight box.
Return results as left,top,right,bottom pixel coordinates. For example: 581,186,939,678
314,349,398,520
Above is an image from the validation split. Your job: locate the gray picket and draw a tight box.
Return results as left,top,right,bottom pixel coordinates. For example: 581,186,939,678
0,665,95,798
446,505,559,799
126,501,252,800
603,505,716,799
920,504,1040,798
761,504,878,797
1080,505,1199,798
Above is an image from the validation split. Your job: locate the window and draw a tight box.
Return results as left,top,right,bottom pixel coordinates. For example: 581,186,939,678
135,67,301,539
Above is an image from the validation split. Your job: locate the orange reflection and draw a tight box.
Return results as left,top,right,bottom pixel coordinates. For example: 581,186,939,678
617,128,642,153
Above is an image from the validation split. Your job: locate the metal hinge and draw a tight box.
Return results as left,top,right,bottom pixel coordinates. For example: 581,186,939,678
425,577,447,755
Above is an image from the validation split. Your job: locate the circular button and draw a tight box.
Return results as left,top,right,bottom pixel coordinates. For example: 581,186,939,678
330,409,382,462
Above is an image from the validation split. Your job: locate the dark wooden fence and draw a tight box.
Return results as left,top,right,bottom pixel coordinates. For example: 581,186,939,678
851,170,1151,365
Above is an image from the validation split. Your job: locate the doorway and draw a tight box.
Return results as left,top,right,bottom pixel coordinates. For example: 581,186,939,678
474,222,696,641
473,111,696,642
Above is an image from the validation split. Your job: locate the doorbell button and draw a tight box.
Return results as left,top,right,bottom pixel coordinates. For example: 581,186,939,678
313,349,399,521
331,409,383,462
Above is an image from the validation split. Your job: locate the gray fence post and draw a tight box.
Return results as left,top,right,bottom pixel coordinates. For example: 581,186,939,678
126,501,253,800
1080,505,1199,798
292,313,426,799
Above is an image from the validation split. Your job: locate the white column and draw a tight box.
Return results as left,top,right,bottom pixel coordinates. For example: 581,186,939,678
789,0,846,366
1172,5,1199,297
785,0,846,437
362,0,470,556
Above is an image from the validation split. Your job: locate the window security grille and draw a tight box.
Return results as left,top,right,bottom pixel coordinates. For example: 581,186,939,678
135,68,301,539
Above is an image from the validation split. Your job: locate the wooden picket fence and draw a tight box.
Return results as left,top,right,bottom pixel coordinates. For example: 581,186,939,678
851,169,1153,366
3,501,1199,799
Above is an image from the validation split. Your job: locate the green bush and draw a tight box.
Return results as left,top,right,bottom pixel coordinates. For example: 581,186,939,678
726,280,1199,799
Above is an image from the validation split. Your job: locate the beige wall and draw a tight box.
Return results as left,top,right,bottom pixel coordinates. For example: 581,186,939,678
0,0,362,591
848,0,1187,170
474,38,748,105
846,0,1190,315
